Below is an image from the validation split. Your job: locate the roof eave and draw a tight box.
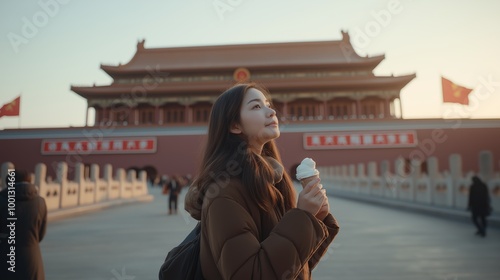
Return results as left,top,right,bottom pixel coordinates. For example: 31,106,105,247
70,74,417,99
98,58,387,77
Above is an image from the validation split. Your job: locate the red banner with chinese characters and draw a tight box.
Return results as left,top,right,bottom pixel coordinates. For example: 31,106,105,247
41,137,157,155
304,131,417,150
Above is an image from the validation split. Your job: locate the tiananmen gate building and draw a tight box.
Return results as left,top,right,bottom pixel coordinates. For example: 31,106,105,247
1,32,499,182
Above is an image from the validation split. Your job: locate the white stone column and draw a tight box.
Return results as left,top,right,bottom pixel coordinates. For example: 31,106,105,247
35,163,46,197
449,154,462,207
127,169,137,197
427,157,439,205
91,164,100,202
348,164,356,192
104,164,113,199
410,159,421,202
395,157,406,200
116,168,126,198
368,161,377,195
57,162,68,208
75,162,84,206
479,150,493,182
380,160,392,197
1,162,15,190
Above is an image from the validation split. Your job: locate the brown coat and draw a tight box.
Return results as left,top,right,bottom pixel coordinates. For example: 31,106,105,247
0,182,47,280
185,169,339,279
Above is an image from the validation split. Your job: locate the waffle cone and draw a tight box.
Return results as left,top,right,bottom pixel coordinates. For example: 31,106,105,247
300,175,319,188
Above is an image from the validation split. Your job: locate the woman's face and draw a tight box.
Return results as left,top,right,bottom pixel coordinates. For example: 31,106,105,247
231,88,279,152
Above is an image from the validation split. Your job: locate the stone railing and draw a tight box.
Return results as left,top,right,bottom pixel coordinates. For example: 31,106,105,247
319,150,500,215
1,161,149,211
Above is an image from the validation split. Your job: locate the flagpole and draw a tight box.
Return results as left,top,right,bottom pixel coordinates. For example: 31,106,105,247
441,103,450,119
440,75,445,119
464,105,471,119
18,93,21,128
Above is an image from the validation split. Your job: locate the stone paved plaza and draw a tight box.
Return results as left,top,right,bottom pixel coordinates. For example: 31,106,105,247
40,186,500,280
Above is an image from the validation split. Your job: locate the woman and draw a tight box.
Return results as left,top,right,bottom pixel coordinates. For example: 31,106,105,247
185,83,339,279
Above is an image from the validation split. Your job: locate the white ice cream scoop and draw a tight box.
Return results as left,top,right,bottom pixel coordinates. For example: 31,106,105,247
296,158,320,187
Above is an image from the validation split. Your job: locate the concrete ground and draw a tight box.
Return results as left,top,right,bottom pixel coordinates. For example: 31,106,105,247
40,185,500,280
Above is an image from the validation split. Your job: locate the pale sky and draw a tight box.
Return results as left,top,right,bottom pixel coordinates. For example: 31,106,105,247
1,0,499,129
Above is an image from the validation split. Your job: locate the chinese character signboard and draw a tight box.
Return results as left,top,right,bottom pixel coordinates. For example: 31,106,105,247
41,137,157,155
304,131,417,150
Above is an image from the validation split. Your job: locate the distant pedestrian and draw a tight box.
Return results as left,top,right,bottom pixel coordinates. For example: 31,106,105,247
0,170,47,280
159,175,169,189
467,175,491,237
164,175,182,215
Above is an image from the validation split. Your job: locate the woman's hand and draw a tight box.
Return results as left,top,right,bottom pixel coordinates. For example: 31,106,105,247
315,187,330,221
297,178,327,217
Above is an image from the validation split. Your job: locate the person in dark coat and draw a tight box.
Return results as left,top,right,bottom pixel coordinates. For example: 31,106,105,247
467,175,491,237
0,170,47,280
166,175,182,215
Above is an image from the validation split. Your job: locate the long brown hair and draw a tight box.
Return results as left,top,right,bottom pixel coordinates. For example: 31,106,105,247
193,83,296,213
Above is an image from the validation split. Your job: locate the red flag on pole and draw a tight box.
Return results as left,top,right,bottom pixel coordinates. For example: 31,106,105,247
0,96,21,118
442,77,472,105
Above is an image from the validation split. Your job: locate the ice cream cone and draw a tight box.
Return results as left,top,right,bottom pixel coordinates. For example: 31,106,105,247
296,158,320,187
300,175,319,188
